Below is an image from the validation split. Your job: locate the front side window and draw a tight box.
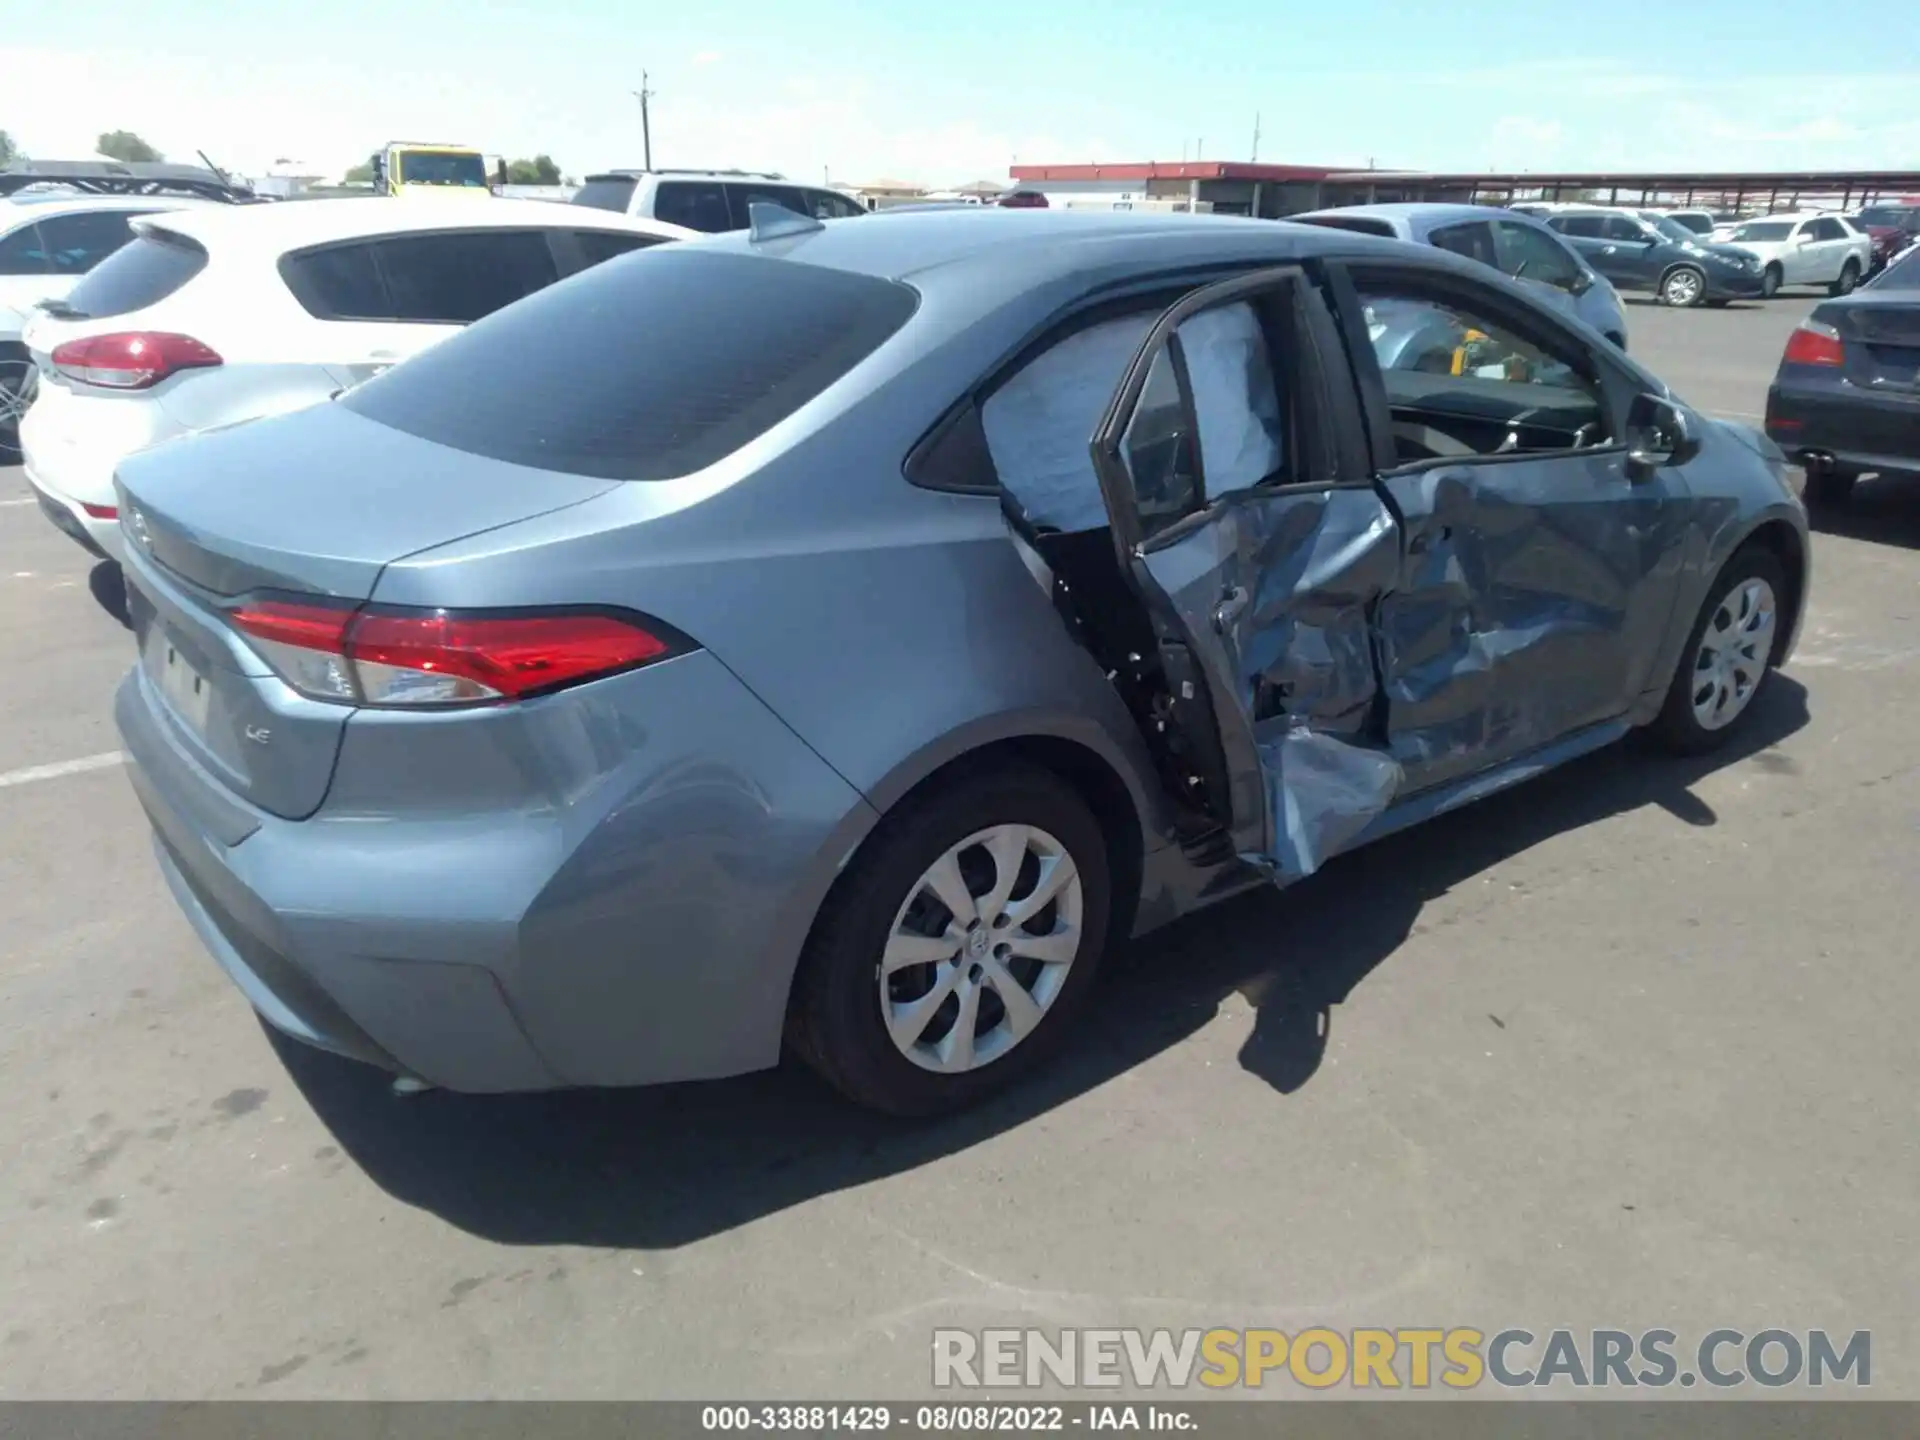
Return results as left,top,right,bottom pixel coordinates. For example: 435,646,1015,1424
31,210,140,273
1810,218,1847,242
651,181,731,232
1729,220,1793,243
1552,215,1605,239
1356,277,1610,466
571,176,639,213
1601,215,1649,242
1494,221,1583,290
804,189,865,220
729,185,813,228
0,220,49,276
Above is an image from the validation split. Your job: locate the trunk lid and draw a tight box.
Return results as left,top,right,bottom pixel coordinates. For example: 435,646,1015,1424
116,401,619,818
1825,295,1920,390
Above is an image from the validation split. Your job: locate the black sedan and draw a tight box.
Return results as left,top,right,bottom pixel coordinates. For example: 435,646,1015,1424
1766,245,1920,505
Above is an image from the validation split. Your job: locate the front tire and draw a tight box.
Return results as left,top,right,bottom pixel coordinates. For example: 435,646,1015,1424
1647,548,1786,756
1661,265,1707,308
1761,264,1783,299
789,763,1113,1116
1830,259,1861,297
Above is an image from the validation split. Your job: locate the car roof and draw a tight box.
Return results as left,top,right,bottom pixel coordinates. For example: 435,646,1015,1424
584,169,804,185
681,206,1417,287
1291,202,1532,235
130,197,694,251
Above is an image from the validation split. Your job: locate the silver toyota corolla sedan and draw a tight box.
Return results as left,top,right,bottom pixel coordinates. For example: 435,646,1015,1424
110,208,1810,1115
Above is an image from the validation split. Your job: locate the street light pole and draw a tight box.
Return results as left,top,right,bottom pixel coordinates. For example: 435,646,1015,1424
633,74,655,170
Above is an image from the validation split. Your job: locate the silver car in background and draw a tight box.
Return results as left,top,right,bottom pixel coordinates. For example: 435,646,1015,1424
112,209,1808,1115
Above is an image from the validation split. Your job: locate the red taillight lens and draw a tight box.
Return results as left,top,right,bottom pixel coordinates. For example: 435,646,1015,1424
1782,321,1845,368
227,598,679,707
80,502,118,520
50,333,222,390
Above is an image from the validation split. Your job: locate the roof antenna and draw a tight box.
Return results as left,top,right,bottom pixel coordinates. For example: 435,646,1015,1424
747,201,824,243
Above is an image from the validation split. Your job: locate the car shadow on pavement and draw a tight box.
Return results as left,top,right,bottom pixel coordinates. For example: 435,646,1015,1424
1806,472,1920,550
277,677,1809,1250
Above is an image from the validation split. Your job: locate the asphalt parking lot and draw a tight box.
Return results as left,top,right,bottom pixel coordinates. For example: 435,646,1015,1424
3,290,1918,1401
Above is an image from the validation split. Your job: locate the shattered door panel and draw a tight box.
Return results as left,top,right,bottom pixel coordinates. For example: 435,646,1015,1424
1135,487,1403,882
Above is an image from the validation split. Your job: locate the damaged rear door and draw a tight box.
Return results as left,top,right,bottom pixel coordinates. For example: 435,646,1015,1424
1089,266,1405,883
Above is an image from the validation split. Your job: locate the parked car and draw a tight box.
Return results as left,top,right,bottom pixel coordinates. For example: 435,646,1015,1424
3,195,224,463
570,168,866,231
1850,204,1920,274
997,190,1049,209
1765,242,1920,506
21,199,691,562
1546,207,1766,307
111,211,1808,1116
1290,202,1629,348
1640,208,1717,237
1710,212,1874,298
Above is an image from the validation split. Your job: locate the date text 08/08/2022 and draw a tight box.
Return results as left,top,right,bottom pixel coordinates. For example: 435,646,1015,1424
701,1405,1193,1432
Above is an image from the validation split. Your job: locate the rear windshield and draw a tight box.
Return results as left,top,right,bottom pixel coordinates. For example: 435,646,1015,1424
340,248,918,480
1668,214,1713,234
55,229,209,319
1870,247,1920,290
571,177,638,213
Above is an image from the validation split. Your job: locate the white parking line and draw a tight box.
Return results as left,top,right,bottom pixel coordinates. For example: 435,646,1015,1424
0,752,127,790
0,497,37,507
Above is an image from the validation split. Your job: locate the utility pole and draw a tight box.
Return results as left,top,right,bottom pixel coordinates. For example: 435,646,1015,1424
1251,113,1261,162
633,74,655,170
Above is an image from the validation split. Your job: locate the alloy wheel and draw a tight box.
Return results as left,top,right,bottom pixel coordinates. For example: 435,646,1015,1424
880,823,1084,1074
1690,577,1776,731
1664,270,1703,306
0,357,36,431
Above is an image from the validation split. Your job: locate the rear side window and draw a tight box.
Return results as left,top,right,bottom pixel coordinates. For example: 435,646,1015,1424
34,210,141,273
1292,215,1397,239
280,230,560,324
378,230,558,322
340,249,918,480
570,229,663,268
727,185,812,228
806,190,867,220
572,177,639,213
0,220,50,276
58,230,209,319
1601,215,1648,242
1429,221,1498,267
653,181,732,232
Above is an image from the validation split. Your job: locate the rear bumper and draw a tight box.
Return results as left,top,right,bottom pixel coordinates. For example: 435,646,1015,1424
116,643,879,1093
22,453,120,563
20,385,186,564
1766,381,1920,477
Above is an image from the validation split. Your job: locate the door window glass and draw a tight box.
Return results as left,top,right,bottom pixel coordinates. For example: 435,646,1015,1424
1173,301,1287,495
652,181,732,232
374,229,559,323
1121,347,1200,531
1356,278,1611,466
1552,215,1605,239
982,312,1157,532
1494,221,1584,290
31,210,140,273
1810,217,1847,241
280,242,389,320
1429,222,1498,268
730,185,813,227
570,229,664,268
0,221,50,276
1601,214,1649,242
804,189,866,219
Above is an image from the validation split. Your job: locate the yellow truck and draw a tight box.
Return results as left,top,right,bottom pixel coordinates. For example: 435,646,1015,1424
368,142,503,197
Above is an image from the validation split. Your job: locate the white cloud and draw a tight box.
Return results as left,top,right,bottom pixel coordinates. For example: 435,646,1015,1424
691,50,722,67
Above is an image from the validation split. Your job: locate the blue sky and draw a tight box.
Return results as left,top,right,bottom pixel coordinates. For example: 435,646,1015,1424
6,0,1919,184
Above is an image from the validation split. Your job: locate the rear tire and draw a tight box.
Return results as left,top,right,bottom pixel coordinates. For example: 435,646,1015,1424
1830,259,1861,297
1646,548,1786,756
1660,265,1707,308
788,762,1113,1117
1802,464,1857,508
0,344,34,466
1761,264,1783,299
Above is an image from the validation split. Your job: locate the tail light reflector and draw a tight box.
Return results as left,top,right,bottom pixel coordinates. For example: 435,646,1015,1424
81,502,118,520
226,598,680,707
51,333,222,390
1782,320,1845,368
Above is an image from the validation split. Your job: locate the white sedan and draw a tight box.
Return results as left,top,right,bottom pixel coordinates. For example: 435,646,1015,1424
22,198,691,562
1712,212,1874,298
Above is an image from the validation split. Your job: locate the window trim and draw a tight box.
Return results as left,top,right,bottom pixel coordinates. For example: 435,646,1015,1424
1322,258,1631,480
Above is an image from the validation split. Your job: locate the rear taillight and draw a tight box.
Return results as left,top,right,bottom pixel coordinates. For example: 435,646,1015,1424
1782,320,1845,368
227,598,680,707
81,502,118,520
50,333,222,390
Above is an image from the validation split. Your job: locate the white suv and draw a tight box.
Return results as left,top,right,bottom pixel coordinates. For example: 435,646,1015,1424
3,195,225,462
571,169,867,231
21,198,690,562
1712,212,1875,298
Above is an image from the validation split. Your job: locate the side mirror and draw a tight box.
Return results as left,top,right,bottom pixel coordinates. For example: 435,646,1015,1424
1626,393,1699,478
1566,269,1594,296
